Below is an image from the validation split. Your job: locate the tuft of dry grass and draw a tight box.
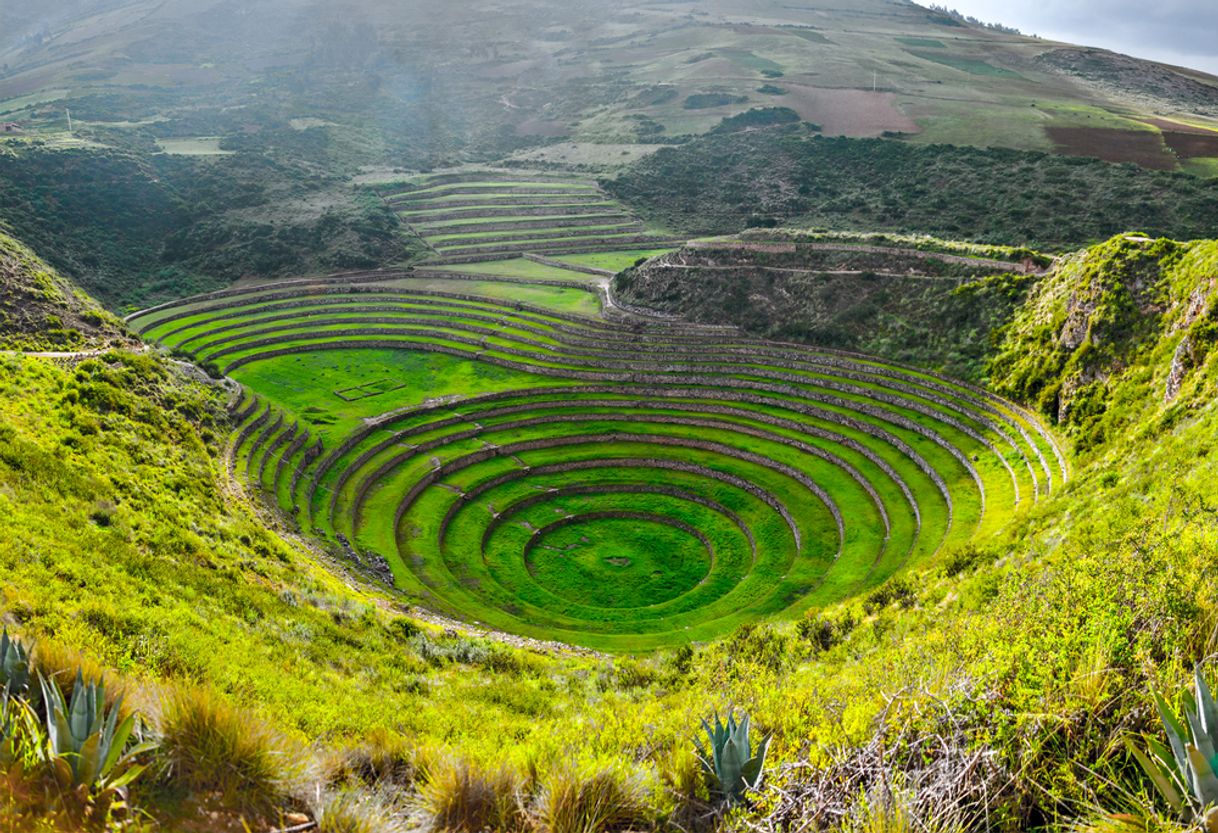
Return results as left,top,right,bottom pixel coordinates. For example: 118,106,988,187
317,788,405,833
532,764,649,833
322,729,425,789
416,754,527,833
30,640,132,713
155,687,305,814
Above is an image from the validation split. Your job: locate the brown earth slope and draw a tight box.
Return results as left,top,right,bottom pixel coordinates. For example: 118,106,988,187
0,230,132,350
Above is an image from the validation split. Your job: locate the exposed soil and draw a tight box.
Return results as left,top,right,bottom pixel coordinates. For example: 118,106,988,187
1161,131,1218,159
1045,126,1177,170
779,83,919,137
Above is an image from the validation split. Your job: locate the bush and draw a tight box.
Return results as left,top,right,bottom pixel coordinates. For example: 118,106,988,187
863,578,916,614
156,688,304,814
323,729,422,789
796,611,856,652
416,755,526,833
943,544,994,578
532,764,649,833
317,789,403,833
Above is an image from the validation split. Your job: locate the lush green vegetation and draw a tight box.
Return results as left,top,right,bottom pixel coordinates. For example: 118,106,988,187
991,234,1218,449
0,145,416,309
0,232,129,351
1,233,1218,832
710,108,805,134
605,128,1218,249
129,272,1063,650
613,235,1043,380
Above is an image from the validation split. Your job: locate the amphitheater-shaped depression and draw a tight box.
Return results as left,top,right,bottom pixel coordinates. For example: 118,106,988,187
129,271,1067,651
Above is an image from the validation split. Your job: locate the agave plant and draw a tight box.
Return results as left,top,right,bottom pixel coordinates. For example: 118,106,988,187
0,688,15,766
0,628,33,698
39,670,154,811
1127,665,1218,830
695,710,770,805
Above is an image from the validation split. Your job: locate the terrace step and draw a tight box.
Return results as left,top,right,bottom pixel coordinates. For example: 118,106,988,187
390,194,610,210
132,278,1068,650
428,235,685,260
397,205,624,222
427,224,646,250
413,214,635,235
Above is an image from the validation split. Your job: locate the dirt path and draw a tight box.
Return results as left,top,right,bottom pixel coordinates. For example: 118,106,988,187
0,345,147,359
689,240,1049,274
650,263,969,281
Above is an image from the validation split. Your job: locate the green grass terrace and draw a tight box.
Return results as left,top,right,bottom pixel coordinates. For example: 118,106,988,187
378,171,686,264
128,270,1067,652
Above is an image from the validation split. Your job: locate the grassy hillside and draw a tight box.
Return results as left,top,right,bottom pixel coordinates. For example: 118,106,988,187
0,145,418,309
0,233,1217,830
991,234,1218,451
605,128,1218,248
0,230,129,350
4,0,1218,171
613,232,1042,380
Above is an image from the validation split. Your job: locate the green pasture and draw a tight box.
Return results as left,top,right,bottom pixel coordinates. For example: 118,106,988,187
426,258,603,281
552,249,677,271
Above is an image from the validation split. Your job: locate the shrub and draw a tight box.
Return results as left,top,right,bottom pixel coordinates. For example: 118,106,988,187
156,688,303,814
532,764,648,833
943,544,993,578
318,789,404,833
797,611,856,652
416,755,526,833
324,729,423,789
863,577,916,614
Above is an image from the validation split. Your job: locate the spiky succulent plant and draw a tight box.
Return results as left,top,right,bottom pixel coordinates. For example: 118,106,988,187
696,710,770,805
0,628,32,698
1127,665,1218,830
39,671,153,798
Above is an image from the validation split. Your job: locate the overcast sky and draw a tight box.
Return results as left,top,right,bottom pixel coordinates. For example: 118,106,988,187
931,1,1218,75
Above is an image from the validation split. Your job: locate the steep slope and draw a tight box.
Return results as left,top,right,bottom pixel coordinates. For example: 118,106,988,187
0,145,416,309
0,230,130,350
613,231,1042,380
991,234,1218,450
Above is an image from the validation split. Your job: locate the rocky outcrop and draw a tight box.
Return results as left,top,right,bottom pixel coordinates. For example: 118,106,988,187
1165,336,1196,403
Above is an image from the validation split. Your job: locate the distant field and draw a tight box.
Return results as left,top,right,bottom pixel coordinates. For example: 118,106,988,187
154,137,233,156
907,49,1020,78
380,170,683,262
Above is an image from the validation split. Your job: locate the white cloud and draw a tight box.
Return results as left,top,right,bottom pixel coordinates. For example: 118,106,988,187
932,0,1218,75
